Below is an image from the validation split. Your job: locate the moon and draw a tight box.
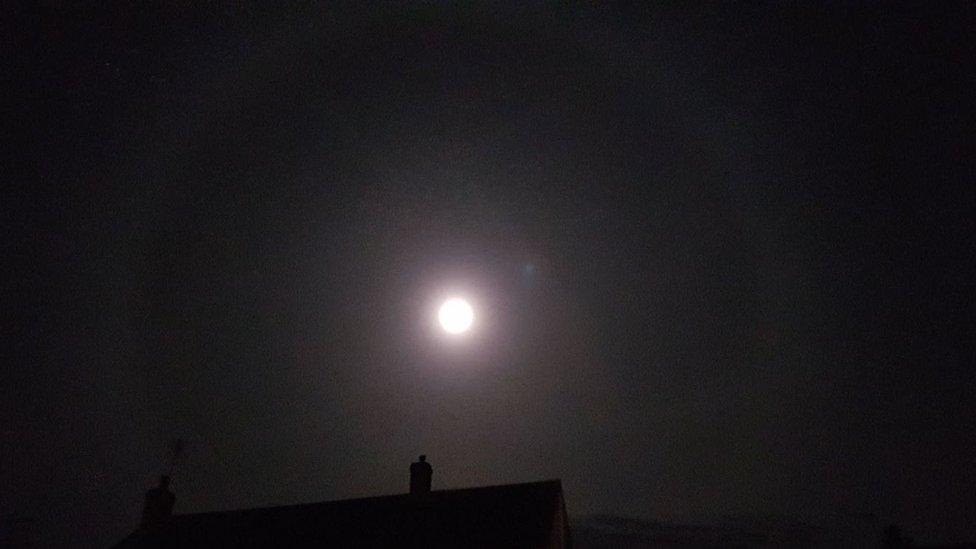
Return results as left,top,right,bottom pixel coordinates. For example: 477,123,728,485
438,298,474,334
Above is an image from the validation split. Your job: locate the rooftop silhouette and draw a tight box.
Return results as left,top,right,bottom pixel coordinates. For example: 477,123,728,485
113,456,571,548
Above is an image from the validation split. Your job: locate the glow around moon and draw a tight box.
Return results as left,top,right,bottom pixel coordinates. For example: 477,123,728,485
438,298,474,334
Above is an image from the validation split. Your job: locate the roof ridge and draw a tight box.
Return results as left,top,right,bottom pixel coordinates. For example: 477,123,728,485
174,478,564,518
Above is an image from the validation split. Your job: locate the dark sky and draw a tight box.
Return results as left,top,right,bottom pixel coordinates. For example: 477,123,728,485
4,2,975,547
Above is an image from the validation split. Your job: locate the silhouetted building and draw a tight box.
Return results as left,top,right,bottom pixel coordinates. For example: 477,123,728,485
113,456,571,548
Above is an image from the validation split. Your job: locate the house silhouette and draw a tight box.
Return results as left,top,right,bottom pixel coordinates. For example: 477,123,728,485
113,456,571,548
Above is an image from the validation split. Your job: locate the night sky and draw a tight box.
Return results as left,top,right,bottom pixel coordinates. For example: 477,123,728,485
4,3,975,547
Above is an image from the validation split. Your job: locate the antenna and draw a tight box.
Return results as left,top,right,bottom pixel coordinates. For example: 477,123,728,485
167,438,185,477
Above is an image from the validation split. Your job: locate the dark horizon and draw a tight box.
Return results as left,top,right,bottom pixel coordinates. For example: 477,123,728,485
4,3,975,547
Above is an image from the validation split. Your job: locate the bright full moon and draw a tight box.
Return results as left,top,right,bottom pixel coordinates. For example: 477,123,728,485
438,298,474,334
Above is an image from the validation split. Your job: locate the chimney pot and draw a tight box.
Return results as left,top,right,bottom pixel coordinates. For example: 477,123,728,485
140,475,176,532
409,455,432,494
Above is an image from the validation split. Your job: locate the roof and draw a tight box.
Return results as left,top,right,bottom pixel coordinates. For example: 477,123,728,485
114,480,569,548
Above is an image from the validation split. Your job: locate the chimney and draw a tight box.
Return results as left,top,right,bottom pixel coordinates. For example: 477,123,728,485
409,455,432,494
140,475,176,533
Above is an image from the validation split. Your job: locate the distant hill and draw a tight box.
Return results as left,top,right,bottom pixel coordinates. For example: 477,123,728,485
570,513,878,548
